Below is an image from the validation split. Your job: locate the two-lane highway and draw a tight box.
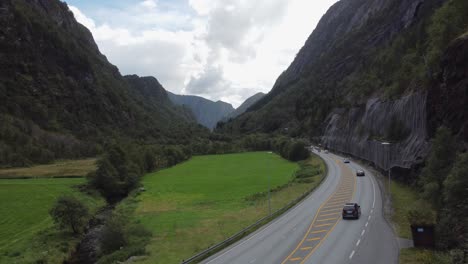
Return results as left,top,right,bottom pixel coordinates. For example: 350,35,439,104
202,151,398,264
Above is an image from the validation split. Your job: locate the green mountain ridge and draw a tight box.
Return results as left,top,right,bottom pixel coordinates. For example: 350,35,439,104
0,0,206,166
221,0,467,152
167,91,234,130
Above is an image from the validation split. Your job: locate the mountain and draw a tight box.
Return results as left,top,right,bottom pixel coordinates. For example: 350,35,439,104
0,0,206,166
220,0,468,174
224,92,265,120
167,92,234,130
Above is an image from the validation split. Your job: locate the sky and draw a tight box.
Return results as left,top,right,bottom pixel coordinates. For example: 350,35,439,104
66,0,338,107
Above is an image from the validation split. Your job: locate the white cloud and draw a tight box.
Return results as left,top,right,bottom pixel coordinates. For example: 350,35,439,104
69,0,338,107
140,0,157,10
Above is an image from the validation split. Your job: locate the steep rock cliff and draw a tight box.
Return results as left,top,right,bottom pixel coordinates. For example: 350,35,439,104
252,0,437,111
322,91,430,177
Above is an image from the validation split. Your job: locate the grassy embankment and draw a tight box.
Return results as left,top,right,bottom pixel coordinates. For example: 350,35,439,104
127,152,325,264
389,181,450,264
0,160,103,264
0,158,97,179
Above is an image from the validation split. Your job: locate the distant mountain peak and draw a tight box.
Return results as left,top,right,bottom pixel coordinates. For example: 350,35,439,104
167,92,234,130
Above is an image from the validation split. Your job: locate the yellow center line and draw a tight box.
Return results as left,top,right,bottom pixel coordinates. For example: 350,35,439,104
320,208,341,213
317,212,338,217
300,247,313,251
316,217,337,222
326,200,348,206
298,163,357,264
314,223,333,228
322,205,344,209
310,229,328,234
280,158,357,264
332,192,351,196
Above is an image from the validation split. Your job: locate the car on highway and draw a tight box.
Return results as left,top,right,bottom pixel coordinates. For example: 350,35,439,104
342,203,361,219
356,170,365,176
343,158,350,163
324,150,329,154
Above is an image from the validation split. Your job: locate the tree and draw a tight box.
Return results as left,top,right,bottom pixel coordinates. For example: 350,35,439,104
100,216,128,254
49,196,89,235
287,141,310,162
438,153,468,249
419,127,456,209
90,157,121,200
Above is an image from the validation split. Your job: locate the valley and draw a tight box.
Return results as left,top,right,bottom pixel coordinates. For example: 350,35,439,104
0,0,467,263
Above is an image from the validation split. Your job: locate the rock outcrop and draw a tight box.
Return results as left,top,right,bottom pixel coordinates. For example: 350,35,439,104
322,91,430,176
263,0,432,102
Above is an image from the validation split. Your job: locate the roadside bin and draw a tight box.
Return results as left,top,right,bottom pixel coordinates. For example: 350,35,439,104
411,225,435,248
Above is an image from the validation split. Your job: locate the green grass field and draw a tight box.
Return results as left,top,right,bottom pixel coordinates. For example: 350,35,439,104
390,180,419,239
0,178,104,263
131,152,325,264
389,181,452,264
0,158,97,179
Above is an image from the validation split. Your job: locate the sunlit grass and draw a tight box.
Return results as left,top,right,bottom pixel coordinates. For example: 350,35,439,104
132,152,325,264
0,158,97,179
0,178,104,263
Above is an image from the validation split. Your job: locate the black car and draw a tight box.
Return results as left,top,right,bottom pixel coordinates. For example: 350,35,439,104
356,170,365,176
342,203,361,219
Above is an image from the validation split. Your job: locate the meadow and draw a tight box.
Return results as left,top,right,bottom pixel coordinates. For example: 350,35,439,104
0,158,97,179
0,178,104,263
130,152,325,263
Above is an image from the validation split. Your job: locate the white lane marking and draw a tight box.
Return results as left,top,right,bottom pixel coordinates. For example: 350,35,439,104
361,229,366,236
365,222,369,227
371,209,374,214
349,250,355,259
368,215,372,221
356,239,361,246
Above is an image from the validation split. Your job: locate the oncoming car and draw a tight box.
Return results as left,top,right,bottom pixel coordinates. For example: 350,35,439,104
343,159,350,163
342,203,361,219
356,170,365,176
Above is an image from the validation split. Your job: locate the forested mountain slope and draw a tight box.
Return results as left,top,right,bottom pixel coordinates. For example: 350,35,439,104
224,92,265,120
168,92,234,130
0,0,206,167
220,0,468,173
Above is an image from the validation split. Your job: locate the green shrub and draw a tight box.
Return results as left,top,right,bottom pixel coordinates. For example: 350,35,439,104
49,195,90,234
407,200,436,226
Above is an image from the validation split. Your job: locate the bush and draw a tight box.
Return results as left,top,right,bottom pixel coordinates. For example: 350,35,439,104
407,200,436,226
288,141,310,161
100,217,128,254
49,195,89,234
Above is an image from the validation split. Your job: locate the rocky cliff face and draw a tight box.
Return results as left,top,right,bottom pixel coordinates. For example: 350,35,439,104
322,91,430,177
253,0,436,110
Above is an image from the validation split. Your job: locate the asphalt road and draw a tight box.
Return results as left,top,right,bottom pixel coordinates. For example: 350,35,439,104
201,151,398,264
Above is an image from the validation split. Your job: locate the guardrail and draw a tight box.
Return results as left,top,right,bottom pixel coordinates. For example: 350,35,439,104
181,152,328,264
